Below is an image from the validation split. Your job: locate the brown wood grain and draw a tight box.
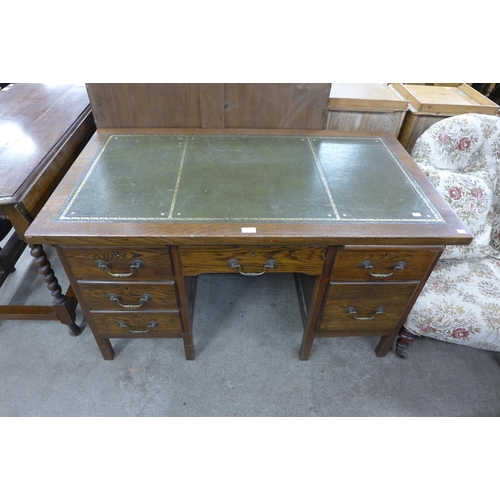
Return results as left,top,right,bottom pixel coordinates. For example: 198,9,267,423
224,83,330,129
0,84,94,206
179,245,326,276
79,282,178,311
86,83,202,127
63,247,173,281
330,246,443,281
92,311,183,337
317,281,420,333
169,245,195,359
86,83,331,130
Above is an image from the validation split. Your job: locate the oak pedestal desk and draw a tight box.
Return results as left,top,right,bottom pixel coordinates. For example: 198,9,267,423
25,129,472,360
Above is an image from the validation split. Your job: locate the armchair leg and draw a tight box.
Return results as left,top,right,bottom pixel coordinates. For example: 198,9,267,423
395,327,417,359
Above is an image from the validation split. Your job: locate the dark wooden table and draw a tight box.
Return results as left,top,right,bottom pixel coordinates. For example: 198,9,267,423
0,83,95,332
25,128,472,359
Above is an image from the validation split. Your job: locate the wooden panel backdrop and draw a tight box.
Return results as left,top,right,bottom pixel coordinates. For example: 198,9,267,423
85,83,331,129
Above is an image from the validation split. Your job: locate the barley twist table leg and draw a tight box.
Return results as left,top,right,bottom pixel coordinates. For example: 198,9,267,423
29,244,82,336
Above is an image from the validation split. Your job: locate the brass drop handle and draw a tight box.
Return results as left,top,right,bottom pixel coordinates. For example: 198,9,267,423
360,260,406,278
108,293,152,309
346,306,385,320
96,259,144,277
228,258,277,276
117,320,158,334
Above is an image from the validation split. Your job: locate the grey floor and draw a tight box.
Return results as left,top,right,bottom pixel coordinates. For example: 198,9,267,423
1,236,499,417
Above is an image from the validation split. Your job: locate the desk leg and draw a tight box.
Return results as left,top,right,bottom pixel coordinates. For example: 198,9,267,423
299,329,315,360
298,247,337,360
30,244,82,336
296,274,319,360
96,338,115,360
182,335,195,360
170,247,196,360
375,334,396,357
0,231,27,286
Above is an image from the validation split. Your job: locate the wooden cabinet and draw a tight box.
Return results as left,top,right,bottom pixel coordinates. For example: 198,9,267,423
390,83,500,152
326,84,408,136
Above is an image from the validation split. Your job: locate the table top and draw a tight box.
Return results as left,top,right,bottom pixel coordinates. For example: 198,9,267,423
0,83,91,206
25,128,472,247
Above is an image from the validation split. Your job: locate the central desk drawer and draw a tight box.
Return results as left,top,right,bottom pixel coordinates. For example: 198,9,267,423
63,247,173,281
179,246,326,276
79,282,178,311
92,311,183,338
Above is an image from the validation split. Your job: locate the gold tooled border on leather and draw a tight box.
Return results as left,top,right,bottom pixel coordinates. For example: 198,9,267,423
59,134,444,224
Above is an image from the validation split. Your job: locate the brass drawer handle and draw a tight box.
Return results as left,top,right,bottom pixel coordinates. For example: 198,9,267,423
96,259,144,277
360,260,406,278
228,258,277,276
346,306,385,320
117,320,158,333
108,293,152,309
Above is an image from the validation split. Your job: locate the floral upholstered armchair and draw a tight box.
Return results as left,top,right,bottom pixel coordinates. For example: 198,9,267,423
396,113,500,358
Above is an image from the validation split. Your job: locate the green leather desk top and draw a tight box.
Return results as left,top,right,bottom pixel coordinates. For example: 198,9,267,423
59,134,443,225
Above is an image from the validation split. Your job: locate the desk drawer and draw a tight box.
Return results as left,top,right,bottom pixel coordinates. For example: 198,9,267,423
331,246,442,282
63,247,173,281
318,281,419,333
180,246,326,276
92,311,182,338
79,282,178,311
